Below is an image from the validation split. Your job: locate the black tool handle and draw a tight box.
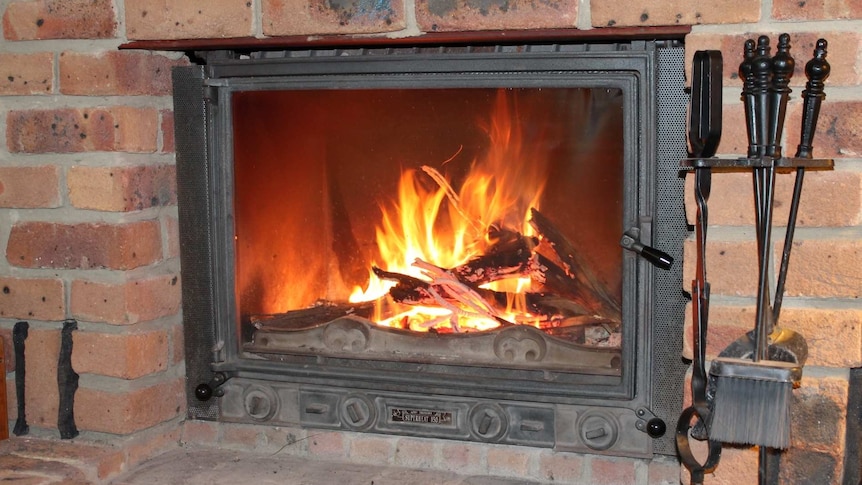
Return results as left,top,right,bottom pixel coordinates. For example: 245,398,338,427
752,36,772,159
796,39,831,159
739,39,758,157
766,33,794,158
12,321,29,436
57,319,80,439
689,50,723,158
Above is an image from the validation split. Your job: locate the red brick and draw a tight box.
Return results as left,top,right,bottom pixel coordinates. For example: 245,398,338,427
67,164,177,212
160,110,175,153
684,167,861,228
182,419,220,444
307,431,347,457
0,453,89,482
74,377,186,434
685,32,861,87
0,165,61,208
539,450,586,482
778,447,842,484
70,274,181,325
684,237,860,300
591,0,759,28
786,100,862,159
0,327,12,373
165,215,181,259
0,52,53,94
169,322,184,365
487,445,533,477
589,455,636,485
122,425,183,474
773,0,862,21
2,0,117,40
679,444,758,485
6,107,158,154
59,51,187,96
783,239,862,298
648,455,682,484
347,435,394,465
220,422,265,448
682,304,862,367
393,437,435,468
792,375,848,452
20,328,60,429
125,0,253,40
683,239,759,297
439,441,487,474
263,0,404,36
783,307,862,368
6,220,162,270
415,0,576,32
71,328,170,379
0,277,65,321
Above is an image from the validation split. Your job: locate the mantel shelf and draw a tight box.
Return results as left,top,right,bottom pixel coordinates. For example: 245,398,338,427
119,26,691,52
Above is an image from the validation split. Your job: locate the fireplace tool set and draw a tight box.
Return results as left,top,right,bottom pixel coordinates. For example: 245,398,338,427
677,35,833,484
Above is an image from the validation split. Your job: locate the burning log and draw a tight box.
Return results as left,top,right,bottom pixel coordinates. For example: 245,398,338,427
375,261,514,330
250,300,376,332
529,208,622,321
451,227,537,285
251,208,621,336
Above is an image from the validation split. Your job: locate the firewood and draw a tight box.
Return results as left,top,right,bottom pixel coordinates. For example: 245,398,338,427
451,228,537,285
250,300,376,332
529,208,622,320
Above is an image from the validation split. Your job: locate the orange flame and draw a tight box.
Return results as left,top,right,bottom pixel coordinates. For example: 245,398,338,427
351,89,550,332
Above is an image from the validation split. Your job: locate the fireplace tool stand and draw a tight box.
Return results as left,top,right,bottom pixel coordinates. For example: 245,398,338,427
679,35,833,484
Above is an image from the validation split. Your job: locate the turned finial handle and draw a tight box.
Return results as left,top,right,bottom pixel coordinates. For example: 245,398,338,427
740,39,758,157
751,36,772,158
796,39,830,159
766,33,794,158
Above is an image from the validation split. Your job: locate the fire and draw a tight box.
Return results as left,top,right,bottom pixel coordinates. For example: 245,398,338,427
350,89,550,332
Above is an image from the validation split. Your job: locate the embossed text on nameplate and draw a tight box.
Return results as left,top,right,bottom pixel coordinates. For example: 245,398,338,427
390,407,453,426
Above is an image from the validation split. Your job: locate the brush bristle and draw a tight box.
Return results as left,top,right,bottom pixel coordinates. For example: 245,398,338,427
708,375,793,448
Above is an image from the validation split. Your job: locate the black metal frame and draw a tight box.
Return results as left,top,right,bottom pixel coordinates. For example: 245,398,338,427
173,40,689,457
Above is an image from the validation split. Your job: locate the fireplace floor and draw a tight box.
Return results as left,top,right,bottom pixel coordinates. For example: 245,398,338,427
0,435,542,484
110,447,539,485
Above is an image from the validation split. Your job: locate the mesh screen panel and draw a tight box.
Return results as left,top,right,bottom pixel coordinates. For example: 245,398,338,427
173,66,220,420
651,45,689,455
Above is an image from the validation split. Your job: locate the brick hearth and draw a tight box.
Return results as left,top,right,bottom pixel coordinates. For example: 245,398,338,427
1,0,860,483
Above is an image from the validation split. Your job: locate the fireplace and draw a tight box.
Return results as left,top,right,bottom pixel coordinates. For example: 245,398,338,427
172,39,689,459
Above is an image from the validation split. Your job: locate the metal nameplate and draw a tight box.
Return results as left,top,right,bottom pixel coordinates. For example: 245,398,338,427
390,407,453,426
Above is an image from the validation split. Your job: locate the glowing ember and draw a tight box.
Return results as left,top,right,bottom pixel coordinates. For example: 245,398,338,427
350,90,550,332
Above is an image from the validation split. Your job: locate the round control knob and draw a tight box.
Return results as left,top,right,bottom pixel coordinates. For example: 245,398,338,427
468,404,507,442
579,411,619,451
195,383,213,401
243,386,277,421
647,418,667,438
340,394,376,431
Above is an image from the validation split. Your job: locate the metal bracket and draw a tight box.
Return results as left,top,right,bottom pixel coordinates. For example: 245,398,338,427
620,226,673,270
635,407,667,438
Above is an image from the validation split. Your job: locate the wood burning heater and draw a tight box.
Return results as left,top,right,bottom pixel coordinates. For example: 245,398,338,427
172,39,689,458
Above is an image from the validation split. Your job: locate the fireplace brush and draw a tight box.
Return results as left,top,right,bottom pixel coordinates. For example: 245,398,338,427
708,35,830,451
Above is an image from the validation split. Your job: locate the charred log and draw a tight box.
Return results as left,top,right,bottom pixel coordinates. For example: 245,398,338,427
529,208,622,320
250,300,376,332
451,228,537,285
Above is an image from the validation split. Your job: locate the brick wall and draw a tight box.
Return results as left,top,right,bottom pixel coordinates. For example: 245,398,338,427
1,0,860,483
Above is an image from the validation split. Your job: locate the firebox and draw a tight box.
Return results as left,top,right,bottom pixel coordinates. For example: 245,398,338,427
172,39,689,459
